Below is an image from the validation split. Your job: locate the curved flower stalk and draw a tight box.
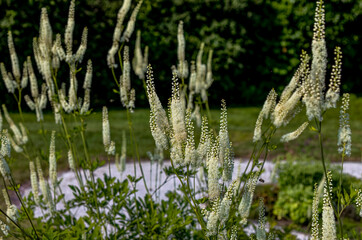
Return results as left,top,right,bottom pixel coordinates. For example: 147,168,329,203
49,131,57,189
132,30,148,80
146,65,169,150
24,57,48,122
0,31,28,120
1,105,28,152
120,46,136,112
102,106,116,156
107,0,143,68
177,21,189,80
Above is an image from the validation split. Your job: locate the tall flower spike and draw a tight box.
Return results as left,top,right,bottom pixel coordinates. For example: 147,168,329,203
322,171,336,240
80,88,91,114
222,142,234,182
120,46,131,107
219,181,237,226
49,131,57,187
337,93,351,157
1,63,15,93
177,21,188,79
74,27,88,63
206,49,213,88
21,60,28,89
146,65,169,150
0,132,10,159
219,100,230,164
206,199,220,237
8,31,21,81
280,121,309,142
195,43,205,94
281,51,309,103
65,0,75,62
36,157,50,205
189,61,196,92
184,110,196,165
207,144,220,200
83,59,93,89
356,189,362,217
2,104,23,145
177,21,185,65
121,0,143,42
133,30,145,79
0,154,11,181
197,116,210,164
171,72,186,142
27,56,39,98
39,8,53,51
120,131,127,173
67,150,75,171
29,161,40,204
238,172,258,225
102,106,111,151
260,89,277,120
256,198,267,240
113,0,132,43
311,183,320,240
307,0,327,121
325,47,342,109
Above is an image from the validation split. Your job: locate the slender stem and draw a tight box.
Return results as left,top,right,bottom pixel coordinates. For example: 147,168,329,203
0,208,32,239
8,175,40,239
126,108,150,194
170,159,208,239
315,119,341,234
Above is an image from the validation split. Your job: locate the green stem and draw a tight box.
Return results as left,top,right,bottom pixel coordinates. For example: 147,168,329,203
170,160,208,239
8,175,39,239
315,120,341,233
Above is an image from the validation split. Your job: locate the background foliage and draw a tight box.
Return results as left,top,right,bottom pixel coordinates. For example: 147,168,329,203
0,0,361,110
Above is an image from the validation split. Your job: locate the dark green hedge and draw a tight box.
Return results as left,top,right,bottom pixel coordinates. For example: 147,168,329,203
0,0,360,110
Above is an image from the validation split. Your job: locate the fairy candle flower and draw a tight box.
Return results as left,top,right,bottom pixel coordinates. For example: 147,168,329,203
322,171,337,240
337,93,351,157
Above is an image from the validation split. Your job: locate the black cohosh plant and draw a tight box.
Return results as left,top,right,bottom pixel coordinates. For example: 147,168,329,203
0,0,361,239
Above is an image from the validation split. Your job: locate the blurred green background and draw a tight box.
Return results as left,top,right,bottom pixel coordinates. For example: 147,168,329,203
0,0,361,109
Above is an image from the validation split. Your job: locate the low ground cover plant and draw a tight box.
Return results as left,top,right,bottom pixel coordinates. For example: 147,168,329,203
0,0,361,239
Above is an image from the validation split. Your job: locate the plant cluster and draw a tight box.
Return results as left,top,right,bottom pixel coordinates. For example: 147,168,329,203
0,0,361,239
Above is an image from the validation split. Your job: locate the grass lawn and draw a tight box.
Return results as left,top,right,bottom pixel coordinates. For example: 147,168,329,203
2,95,362,185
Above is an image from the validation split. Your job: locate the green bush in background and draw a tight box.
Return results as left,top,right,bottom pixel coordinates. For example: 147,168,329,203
0,0,360,110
